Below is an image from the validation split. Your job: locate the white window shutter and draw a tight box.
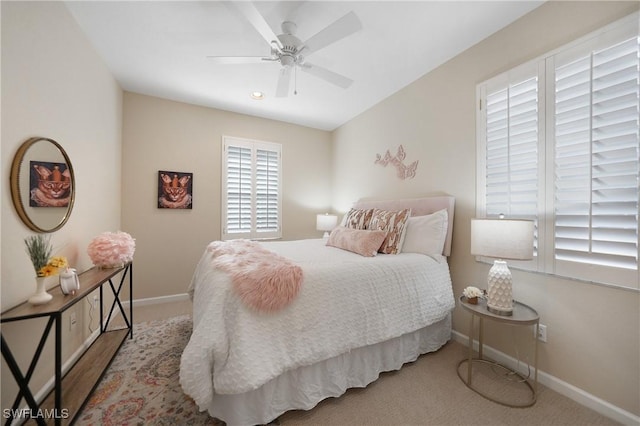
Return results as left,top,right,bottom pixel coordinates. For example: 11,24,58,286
481,71,541,269
224,144,253,237
255,148,280,236
553,36,639,284
485,76,540,219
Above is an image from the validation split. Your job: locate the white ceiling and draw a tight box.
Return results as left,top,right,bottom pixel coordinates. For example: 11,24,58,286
65,1,543,131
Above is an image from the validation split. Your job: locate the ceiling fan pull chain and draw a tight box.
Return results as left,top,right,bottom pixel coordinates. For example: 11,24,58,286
294,66,298,96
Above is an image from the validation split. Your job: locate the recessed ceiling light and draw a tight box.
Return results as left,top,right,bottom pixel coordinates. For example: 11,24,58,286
250,91,265,100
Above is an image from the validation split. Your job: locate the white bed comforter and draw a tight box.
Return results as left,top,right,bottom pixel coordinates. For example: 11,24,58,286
180,239,454,408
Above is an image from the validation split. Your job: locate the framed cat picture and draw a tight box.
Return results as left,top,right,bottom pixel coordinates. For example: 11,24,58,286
29,160,72,207
157,170,193,209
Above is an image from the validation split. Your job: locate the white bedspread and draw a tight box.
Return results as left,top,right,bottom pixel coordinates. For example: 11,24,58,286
180,239,454,408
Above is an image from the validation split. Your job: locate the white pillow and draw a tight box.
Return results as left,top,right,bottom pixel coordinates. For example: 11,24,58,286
401,209,448,256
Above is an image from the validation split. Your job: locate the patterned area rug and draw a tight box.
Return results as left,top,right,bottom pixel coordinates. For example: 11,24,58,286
78,315,222,425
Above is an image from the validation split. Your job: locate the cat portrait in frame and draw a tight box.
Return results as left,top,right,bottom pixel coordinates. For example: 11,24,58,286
158,170,193,209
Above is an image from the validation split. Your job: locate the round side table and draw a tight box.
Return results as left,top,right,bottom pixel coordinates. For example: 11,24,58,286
457,295,539,407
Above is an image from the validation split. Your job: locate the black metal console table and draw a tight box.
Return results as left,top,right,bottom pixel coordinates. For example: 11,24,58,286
1,263,133,425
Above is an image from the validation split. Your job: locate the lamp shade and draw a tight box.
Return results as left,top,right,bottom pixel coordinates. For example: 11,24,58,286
316,214,338,232
470,218,534,260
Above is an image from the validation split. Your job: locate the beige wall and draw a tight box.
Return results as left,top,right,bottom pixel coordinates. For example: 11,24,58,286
2,0,638,420
1,1,123,411
121,92,333,300
331,1,639,416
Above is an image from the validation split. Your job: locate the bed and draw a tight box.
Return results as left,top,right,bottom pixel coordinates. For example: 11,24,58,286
180,196,456,425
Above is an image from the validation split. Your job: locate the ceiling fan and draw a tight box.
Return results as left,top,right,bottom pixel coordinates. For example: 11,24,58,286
208,2,362,97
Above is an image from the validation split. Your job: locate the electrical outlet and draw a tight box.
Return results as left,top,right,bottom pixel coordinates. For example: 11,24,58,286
93,295,99,308
537,324,547,342
69,311,77,331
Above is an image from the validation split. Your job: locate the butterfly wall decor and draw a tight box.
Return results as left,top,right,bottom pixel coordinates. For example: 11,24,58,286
374,145,419,180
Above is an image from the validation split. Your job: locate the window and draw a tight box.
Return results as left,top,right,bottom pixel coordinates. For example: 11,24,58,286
477,13,639,290
222,136,281,240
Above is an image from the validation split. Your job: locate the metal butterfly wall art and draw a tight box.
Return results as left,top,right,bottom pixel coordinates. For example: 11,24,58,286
374,145,419,180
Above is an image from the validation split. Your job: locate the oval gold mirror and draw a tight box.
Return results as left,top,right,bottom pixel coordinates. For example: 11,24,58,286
10,137,75,232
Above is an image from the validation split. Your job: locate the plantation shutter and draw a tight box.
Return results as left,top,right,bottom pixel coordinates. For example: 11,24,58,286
225,144,252,235
481,68,541,267
255,148,280,234
222,137,282,240
485,76,540,220
553,35,639,284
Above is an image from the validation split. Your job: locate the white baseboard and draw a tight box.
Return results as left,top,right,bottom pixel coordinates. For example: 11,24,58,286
120,293,190,308
451,330,640,425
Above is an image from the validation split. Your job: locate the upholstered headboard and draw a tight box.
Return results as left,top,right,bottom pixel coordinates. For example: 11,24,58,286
352,195,455,256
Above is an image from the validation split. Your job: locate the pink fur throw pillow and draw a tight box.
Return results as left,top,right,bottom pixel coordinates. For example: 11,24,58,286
326,226,387,257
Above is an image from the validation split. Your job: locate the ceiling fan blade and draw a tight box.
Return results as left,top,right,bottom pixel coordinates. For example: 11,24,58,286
276,66,292,98
206,56,269,64
227,1,283,51
302,11,362,54
300,63,353,89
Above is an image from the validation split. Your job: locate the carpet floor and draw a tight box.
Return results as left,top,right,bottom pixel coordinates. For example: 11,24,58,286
78,315,618,426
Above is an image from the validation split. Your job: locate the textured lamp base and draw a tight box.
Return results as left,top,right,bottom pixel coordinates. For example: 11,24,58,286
487,260,513,316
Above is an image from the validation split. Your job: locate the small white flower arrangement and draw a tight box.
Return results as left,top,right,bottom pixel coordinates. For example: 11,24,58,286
463,286,483,299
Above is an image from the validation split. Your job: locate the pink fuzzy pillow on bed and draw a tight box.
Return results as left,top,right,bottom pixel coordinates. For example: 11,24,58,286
326,226,387,257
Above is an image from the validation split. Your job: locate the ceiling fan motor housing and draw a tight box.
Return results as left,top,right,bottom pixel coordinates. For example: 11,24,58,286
277,28,305,66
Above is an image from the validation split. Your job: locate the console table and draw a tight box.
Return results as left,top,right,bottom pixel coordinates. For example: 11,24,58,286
1,263,133,425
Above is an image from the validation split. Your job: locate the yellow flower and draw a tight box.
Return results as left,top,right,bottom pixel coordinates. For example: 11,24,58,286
39,265,58,277
37,256,68,277
49,256,68,268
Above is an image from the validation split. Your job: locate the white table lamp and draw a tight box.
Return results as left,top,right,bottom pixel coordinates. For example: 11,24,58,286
316,213,338,238
470,218,534,316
